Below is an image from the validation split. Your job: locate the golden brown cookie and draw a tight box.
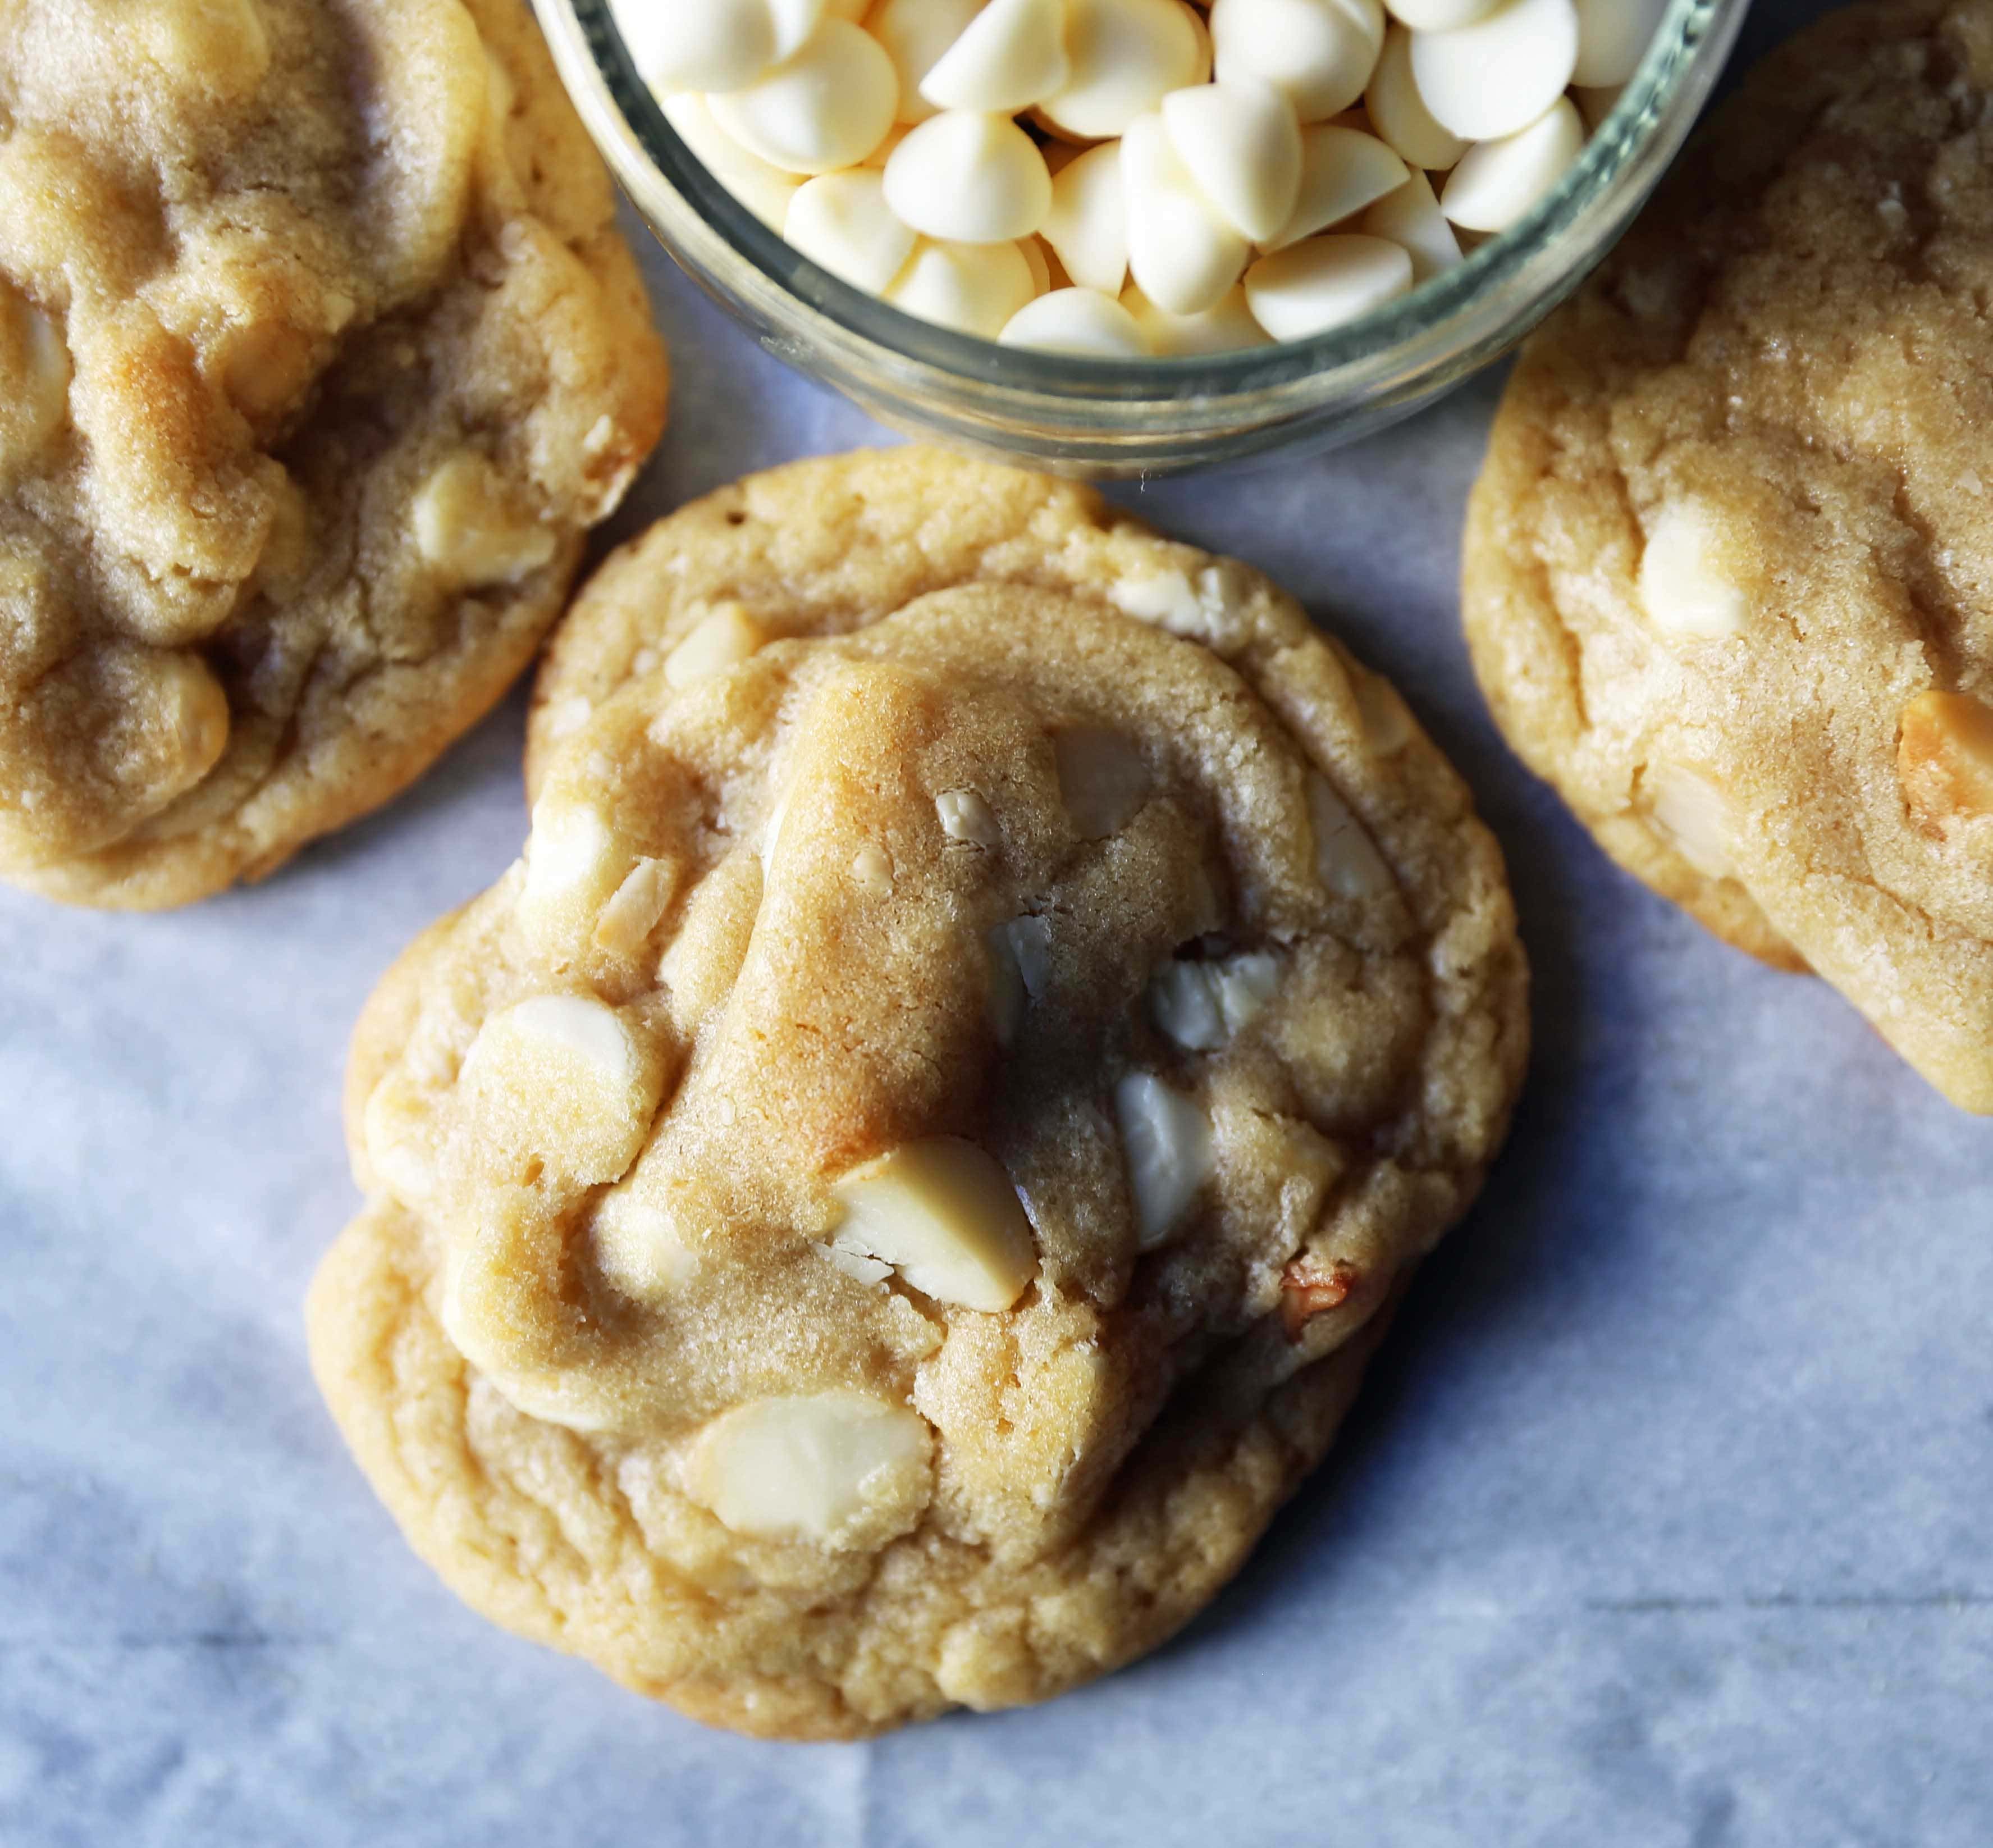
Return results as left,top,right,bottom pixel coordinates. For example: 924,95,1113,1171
309,449,1528,1739
1464,0,1993,1111
0,0,669,909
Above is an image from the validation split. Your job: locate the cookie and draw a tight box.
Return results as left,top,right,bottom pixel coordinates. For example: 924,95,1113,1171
1464,0,1993,1111
0,0,669,909
309,448,1528,1739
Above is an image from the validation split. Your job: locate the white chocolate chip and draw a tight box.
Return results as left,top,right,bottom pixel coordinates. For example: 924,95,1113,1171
1410,0,1579,142
1245,235,1412,341
592,1191,702,1293
986,914,1053,1046
935,788,1002,846
884,236,1038,336
1307,772,1395,900
1055,727,1151,838
662,93,800,230
665,603,770,687
684,1391,931,1545
1261,124,1409,253
1111,566,1205,632
1000,287,1151,354
1161,77,1305,245
362,1069,438,1208
543,694,594,740
411,453,556,586
1121,111,1251,317
1209,0,1386,125
460,996,656,1186
1648,762,1736,881
830,1139,1037,1311
594,858,679,957
850,842,895,894
1043,0,1207,140
1211,951,1281,1032
520,796,618,938
1120,281,1269,353
1149,950,1281,1048
1148,961,1227,1050
1365,28,1469,172
1113,1071,1213,1249
709,19,899,176
1438,95,1583,233
920,0,1071,113
610,0,821,93
1041,142,1131,295
1384,0,1500,25
0,285,70,484
883,111,1053,244
871,0,983,125
1359,171,1462,283
1573,0,1666,88
1638,502,1748,640
785,167,918,291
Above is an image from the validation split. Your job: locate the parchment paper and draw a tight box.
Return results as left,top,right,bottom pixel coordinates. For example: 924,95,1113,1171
3,4,1989,1840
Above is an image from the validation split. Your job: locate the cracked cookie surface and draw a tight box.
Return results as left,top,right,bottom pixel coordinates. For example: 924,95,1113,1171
309,448,1528,1739
1464,0,1993,1111
0,0,668,908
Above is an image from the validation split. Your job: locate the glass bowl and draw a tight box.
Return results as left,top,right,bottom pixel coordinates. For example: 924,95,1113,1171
531,0,1748,477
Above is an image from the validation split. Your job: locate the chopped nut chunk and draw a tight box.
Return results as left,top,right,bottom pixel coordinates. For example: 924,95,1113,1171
831,1138,1037,1311
1278,1257,1360,1339
1899,690,1993,831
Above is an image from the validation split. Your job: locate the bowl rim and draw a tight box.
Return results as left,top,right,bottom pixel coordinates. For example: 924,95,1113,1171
538,0,1749,406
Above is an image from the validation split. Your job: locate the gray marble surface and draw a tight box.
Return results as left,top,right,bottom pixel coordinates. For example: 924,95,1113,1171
3,3,1990,1841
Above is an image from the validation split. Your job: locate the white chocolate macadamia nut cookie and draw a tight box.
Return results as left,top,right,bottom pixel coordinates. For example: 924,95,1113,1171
612,0,1661,352
309,448,1528,1739
1464,0,1993,1112
0,0,669,909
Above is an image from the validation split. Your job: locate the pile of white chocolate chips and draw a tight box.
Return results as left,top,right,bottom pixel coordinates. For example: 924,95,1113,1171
611,0,1664,353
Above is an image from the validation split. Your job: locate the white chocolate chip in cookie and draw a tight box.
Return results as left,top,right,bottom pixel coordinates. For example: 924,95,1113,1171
362,1068,439,1209
519,796,630,960
709,19,899,177
986,914,1053,1045
594,857,680,958
1113,1070,1212,1248
1149,950,1281,1048
666,604,769,688
0,284,70,485
1898,690,1993,832
1308,773,1393,901
1648,761,1736,882
1638,503,1748,640
413,452,557,586
830,1138,1037,1311
684,1390,933,1547
850,842,896,895
460,995,658,1187
920,0,1069,113
1055,727,1150,838
936,788,1002,847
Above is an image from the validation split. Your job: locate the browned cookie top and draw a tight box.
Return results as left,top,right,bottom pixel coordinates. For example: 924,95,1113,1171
0,0,668,907
1465,0,1993,1110
310,449,1528,1739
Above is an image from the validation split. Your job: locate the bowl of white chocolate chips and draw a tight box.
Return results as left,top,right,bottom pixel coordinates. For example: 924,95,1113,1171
533,0,1747,469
